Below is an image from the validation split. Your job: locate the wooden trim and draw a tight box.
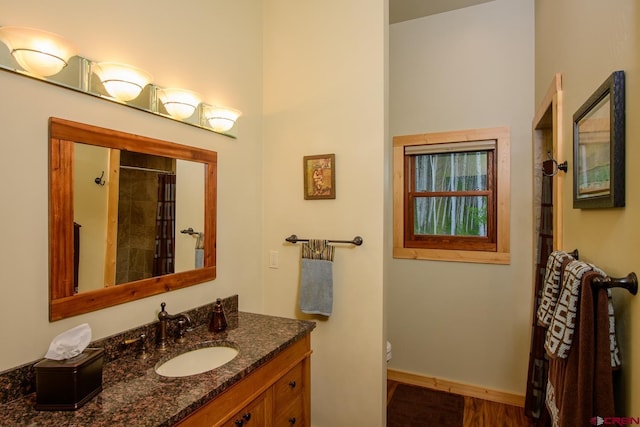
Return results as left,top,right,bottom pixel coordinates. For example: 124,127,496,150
387,368,525,408
393,126,510,265
48,117,218,321
49,138,74,300
532,73,563,251
552,76,564,251
103,149,120,287
530,74,564,349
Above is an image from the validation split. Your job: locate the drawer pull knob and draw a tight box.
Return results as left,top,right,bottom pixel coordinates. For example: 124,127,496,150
242,412,252,421
288,380,297,389
289,417,297,425
234,421,244,426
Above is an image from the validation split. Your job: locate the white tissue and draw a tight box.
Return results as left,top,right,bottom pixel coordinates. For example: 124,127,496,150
44,323,92,360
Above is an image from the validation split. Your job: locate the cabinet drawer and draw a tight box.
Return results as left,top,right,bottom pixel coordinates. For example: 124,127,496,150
273,362,303,413
273,394,304,427
222,393,268,427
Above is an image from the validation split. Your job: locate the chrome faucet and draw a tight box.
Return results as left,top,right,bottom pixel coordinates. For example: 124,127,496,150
157,302,192,351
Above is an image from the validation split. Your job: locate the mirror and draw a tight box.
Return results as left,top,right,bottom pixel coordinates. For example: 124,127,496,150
49,117,217,321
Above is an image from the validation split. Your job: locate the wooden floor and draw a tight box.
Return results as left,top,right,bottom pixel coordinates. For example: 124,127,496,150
387,380,534,427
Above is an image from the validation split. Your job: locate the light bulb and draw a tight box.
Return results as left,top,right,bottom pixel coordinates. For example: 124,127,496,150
0,26,77,77
158,88,202,119
93,62,152,101
204,106,241,132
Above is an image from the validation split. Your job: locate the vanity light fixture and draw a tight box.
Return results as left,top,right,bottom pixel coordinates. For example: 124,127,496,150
0,25,240,136
93,61,152,102
158,88,202,120
203,106,242,133
0,26,77,77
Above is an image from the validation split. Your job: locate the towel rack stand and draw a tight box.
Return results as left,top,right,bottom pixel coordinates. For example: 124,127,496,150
285,234,363,246
592,272,638,295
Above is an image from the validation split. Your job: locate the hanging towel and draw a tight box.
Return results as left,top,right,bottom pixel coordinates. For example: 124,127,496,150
544,260,620,366
299,239,335,316
194,232,204,268
537,250,575,327
546,269,617,427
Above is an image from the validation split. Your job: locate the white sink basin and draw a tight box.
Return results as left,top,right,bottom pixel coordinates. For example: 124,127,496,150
155,345,239,377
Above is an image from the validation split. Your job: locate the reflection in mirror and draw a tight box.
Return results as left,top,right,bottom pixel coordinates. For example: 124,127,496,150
50,117,216,321
74,147,206,293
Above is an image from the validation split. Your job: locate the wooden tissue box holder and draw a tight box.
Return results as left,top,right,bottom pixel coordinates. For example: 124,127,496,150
34,348,104,410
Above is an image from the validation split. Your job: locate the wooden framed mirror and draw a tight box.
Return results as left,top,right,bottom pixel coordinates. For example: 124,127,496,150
49,117,217,321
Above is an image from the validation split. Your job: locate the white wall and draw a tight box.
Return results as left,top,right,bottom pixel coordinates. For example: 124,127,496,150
262,1,387,426
535,0,640,414
388,0,535,395
0,0,264,371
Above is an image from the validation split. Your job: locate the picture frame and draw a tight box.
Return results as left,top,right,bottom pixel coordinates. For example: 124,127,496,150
303,154,335,200
573,70,625,209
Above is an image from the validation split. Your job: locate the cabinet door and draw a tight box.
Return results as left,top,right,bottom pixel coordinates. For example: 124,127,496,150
222,394,269,427
273,362,305,427
273,362,303,414
273,394,304,427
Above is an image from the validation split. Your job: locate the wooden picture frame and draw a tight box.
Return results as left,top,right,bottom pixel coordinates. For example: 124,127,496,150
573,70,625,209
303,154,335,200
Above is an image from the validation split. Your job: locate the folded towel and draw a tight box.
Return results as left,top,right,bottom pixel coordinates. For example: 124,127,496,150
537,250,575,327
545,260,602,358
546,270,616,426
299,240,334,316
544,260,620,369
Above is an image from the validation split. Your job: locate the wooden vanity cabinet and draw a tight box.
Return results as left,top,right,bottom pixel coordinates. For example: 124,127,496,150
273,362,305,426
220,393,269,427
176,334,311,427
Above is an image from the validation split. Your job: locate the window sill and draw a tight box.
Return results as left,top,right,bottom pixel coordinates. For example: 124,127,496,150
393,246,510,265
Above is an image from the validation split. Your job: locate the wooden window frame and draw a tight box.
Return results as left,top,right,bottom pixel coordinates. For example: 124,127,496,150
393,127,510,264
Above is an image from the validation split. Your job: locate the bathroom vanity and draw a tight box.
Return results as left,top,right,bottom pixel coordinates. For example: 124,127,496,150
0,309,315,426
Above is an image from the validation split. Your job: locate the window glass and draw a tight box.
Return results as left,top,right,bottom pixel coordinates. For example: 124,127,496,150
414,196,488,237
414,152,488,192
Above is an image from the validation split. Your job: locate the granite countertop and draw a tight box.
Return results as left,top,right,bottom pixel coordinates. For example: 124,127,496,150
0,312,315,427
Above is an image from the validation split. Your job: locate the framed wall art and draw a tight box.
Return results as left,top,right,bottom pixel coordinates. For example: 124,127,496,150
573,70,625,209
303,153,335,200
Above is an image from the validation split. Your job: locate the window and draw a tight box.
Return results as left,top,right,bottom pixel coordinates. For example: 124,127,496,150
393,127,510,264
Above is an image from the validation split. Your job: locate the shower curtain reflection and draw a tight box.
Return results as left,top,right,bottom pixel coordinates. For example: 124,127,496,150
153,173,176,276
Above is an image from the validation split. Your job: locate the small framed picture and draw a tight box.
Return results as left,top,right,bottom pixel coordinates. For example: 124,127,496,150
303,154,335,200
573,70,625,209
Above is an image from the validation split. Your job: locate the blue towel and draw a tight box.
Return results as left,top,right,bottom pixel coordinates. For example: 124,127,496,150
299,258,334,316
195,248,204,268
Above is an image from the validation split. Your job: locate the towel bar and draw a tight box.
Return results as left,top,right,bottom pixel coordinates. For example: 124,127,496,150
592,272,638,295
285,234,363,246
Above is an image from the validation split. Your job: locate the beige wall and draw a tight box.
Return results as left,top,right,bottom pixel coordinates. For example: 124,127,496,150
535,0,640,415
388,0,535,395
261,1,387,426
0,1,388,425
74,143,109,291
0,0,264,370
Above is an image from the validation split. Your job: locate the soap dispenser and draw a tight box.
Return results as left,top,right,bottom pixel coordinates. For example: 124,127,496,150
209,298,227,332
